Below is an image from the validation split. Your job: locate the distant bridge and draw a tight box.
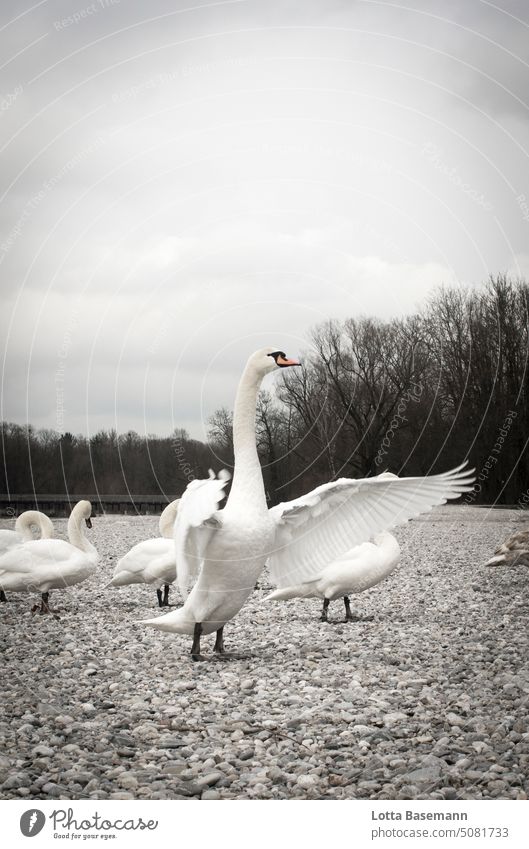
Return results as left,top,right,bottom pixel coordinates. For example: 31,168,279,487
0,493,181,517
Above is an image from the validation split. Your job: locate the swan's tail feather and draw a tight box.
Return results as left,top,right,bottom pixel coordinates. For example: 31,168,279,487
141,606,194,634
264,584,314,601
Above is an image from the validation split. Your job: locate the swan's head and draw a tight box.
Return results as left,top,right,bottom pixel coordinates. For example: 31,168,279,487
73,499,93,528
249,347,301,377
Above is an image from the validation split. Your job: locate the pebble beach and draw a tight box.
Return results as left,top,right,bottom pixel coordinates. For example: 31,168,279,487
1,505,528,801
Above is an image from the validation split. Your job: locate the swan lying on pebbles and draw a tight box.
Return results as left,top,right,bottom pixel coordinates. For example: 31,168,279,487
0,500,97,616
0,510,54,602
107,499,180,606
484,529,529,567
143,348,475,660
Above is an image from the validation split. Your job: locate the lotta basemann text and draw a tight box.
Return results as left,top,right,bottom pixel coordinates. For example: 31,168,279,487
371,810,468,820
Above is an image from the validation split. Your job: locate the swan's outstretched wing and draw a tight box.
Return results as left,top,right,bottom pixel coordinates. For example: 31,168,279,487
175,469,230,598
268,463,474,588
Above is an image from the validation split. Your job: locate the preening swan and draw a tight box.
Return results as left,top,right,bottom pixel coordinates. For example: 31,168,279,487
484,529,529,567
143,348,475,660
0,511,54,602
265,473,401,621
108,499,180,606
0,500,97,615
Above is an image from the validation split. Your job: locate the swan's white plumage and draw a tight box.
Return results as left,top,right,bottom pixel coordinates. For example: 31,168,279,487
108,499,179,589
265,531,401,602
268,463,474,589
0,510,54,556
175,471,230,598
0,501,97,594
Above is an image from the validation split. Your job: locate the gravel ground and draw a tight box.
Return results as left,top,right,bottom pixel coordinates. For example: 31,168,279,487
1,505,528,801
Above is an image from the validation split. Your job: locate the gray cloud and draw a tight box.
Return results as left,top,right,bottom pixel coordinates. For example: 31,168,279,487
1,0,528,437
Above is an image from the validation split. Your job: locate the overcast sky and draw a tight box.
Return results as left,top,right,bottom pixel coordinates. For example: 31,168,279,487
1,0,528,439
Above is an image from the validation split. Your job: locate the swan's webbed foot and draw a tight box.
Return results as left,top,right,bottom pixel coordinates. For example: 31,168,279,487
213,626,225,654
162,583,170,607
0,590,7,602
320,598,330,622
191,622,205,661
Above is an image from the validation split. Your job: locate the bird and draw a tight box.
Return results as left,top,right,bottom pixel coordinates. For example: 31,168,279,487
0,500,97,616
107,499,180,606
0,510,54,602
264,472,401,622
484,529,529,567
143,347,475,660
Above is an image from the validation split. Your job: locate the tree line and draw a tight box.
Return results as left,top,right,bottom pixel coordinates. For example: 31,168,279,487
2,275,528,505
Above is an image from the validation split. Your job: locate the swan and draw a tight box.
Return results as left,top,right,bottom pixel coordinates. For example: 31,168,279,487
143,347,475,660
0,500,97,615
484,529,529,567
264,473,401,621
107,499,180,606
0,511,54,602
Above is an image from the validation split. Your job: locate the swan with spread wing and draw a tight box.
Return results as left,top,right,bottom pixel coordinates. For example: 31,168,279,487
143,347,475,660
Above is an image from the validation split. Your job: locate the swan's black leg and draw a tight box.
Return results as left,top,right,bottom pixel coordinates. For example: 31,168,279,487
0,590,7,602
191,622,204,661
156,588,163,608
343,597,373,622
214,626,225,654
162,583,170,607
320,598,330,622
40,592,51,615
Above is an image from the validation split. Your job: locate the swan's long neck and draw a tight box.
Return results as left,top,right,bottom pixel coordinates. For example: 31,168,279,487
15,511,53,540
226,363,267,514
68,509,96,556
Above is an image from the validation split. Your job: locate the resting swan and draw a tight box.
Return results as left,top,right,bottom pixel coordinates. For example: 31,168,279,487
264,473,401,621
108,499,180,606
143,348,475,660
484,529,529,567
0,510,54,602
0,500,97,615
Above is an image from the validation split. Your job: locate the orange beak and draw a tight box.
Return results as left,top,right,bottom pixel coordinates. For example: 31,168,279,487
277,355,301,367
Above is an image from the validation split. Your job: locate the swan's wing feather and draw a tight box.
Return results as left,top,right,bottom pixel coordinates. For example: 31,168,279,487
268,463,475,588
175,469,230,598
114,538,173,576
0,539,76,576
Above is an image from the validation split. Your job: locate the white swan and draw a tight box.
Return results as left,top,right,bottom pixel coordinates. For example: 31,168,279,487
0,500,97,615
264,473,401,621
484,529,529,567
0,511,54,602
108,499,180,606
143,348,475,660
0,510,54,554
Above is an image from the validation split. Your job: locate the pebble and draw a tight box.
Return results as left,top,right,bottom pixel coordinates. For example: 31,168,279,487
0,508,527,801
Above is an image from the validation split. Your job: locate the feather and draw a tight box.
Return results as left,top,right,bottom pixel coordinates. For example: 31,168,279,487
268,464,475,588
